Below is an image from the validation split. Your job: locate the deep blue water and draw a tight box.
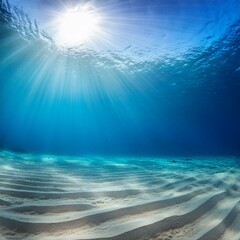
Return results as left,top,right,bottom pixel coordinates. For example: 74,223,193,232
0,0,240,157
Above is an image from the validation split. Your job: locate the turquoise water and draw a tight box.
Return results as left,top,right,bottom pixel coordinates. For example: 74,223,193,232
1,150,240,174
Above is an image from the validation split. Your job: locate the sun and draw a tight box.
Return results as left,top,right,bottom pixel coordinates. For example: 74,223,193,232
55,6,102,46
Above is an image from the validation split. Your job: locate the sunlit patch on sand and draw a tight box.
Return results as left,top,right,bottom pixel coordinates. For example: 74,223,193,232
2,165,14,171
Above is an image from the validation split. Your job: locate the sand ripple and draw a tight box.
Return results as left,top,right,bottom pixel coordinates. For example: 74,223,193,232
0,154,240,240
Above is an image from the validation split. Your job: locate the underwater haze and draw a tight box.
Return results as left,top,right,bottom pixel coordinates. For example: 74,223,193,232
0,0,239,156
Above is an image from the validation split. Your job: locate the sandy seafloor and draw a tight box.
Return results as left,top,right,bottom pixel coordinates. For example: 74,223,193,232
0,151,240,240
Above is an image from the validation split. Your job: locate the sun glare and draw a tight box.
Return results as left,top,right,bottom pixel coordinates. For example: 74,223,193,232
55,6,102,46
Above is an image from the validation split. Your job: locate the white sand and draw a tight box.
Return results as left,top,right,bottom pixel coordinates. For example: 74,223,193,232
0,152,240,240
